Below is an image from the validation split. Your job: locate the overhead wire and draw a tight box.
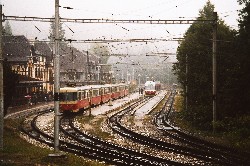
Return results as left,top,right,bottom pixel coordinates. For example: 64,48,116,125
4,2,223,74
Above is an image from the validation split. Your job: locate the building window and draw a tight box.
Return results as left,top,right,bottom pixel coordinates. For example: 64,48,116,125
28,67,32,77
41,69,43,78
35,68,38,77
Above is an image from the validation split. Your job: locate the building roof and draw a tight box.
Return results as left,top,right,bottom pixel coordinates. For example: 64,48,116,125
60,46,100,72
3,35,31,62
3,35,53,64
33,41,53,62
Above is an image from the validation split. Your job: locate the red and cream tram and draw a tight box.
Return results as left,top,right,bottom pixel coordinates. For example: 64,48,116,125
59,84,129,113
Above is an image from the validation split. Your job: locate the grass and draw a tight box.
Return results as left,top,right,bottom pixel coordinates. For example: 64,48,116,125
77,115,114,140
173,94,250,153
173,94,184,113
127,115,135,125
0,119,106,166
142,92,171,125
76,98,142,140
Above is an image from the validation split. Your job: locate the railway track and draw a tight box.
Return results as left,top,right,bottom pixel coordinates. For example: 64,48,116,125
107,90,248,165
19,91,250,165
21,110,131,165
20,104,183,165
60,114,184,165
154,91,250,166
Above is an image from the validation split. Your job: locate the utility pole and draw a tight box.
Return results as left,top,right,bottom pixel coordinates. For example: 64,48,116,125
122,70,124,82
0,4,4,150
86,51,90,83
53,0,60,154
132,67,134,81
138,74,141,87
212,12,217,133
168,66,170,86
185,54,188,111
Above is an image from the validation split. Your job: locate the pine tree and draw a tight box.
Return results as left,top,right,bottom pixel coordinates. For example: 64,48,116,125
235,0,250,115
48,15,66,47
3,21,13,36
89,43,110,64
173,1,236,129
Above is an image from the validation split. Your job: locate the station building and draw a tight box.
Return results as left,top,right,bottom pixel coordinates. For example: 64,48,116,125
3,35,113,106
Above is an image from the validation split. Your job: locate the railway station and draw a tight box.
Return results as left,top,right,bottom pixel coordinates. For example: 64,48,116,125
1,0,250,165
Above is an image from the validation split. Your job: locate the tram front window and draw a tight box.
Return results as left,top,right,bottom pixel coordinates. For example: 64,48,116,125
60,92,77,101
145,85,154,90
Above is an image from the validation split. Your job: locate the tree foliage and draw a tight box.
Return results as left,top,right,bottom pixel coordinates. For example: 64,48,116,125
3,21,13,36
3,59,19,115
89,43,110,64
48,15,66,48
173,1,236,129
234,0,250,115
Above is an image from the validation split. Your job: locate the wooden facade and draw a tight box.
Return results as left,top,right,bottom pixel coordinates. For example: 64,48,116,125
3,35,53,106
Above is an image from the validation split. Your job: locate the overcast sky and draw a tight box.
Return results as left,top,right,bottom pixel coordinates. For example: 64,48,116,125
2,0,243,57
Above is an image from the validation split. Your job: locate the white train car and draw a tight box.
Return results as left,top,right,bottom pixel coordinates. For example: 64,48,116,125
144,81,156,97
144,81,161,97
